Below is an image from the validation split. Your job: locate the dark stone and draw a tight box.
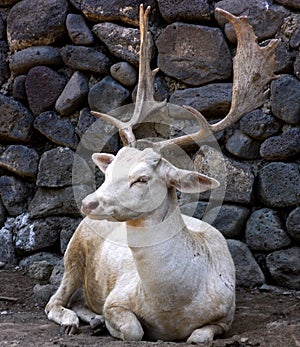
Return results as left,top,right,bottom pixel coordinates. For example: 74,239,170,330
257,162,300,208
246,208,291,251
49,259,64,286
0,41,9,86
225,130,261,160
34,111,79,149
158,0,213,23
33,283,58,306
0,145,39,179
0,0,19,6
0,95,34,143
274,0,300,10
88,76,130,113
0,15,5,40
60,45,111,73
157,23,232,86
19,251,61,268
0,218,17,264
294,52,300,80
7,0,68,52
271,74,300,124
25,66,67,115
227,239,265,287
60,227,75,254
9,46,62,75
170,83,232,118
273,40,294,74
290,27,300,49
266,247,300,290
0,176,32,216
55,71,89,116
93,22,155,67
110,62,137,87
260,127,300,161
240,110,281,141
12,75,27,103
286,207,300,243
66,13,94,45
0,199,6,227
27,261,54,281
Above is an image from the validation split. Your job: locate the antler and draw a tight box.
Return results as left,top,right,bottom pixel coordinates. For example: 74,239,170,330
91,4,164,147
151,8,279,150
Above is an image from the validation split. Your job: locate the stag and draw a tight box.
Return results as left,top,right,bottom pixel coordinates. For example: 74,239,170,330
45,5,278,343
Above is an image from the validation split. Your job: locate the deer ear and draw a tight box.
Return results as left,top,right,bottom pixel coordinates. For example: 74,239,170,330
92,153,115,173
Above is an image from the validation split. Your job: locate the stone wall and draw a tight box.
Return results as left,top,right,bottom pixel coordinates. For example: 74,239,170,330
0,0,299,290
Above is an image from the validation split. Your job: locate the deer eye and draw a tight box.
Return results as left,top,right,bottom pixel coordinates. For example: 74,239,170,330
130,176,149,187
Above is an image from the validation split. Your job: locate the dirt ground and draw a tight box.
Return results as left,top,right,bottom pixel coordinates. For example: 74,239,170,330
0,268,299,347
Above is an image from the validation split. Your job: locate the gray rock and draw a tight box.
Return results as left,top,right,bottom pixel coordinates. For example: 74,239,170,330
7,0,68,52
76,108,119,153
215,0,289,41
295,52,300,80
206,204,250,239
34,111,79,149
158,0,213,23
157,23,232,86
9,46,62,75
0,199,6,227
60,227,76,254
25,66,67,115
180,201,208,220
0,176,31,216
260,127,300,161
0,218,17,264
110,62,137,87
0,15,4,40
0,95,34,143
0,40,9,86
246,208,291,251
37,147,93,187
132,74,169,103
227,239,265,287
271,74,300,124
286,207,300,243
274,0,300,10
49,259,64,286
257,162,300,208
27,261,54,281
66,13,94,45
0,145,39,179
273,40,294,74
239,110,281,141
266,247,300,290
290,27,300,49
170,83,232,118
29,185,92,218
33,283,58,306
88,76,130,113
93,22,155,67
60,45,110,74
12,75,27,103
55,71,89,116
19,252,61,268
225,130,261,160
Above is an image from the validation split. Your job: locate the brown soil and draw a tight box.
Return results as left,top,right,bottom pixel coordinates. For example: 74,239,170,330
0,268,299,347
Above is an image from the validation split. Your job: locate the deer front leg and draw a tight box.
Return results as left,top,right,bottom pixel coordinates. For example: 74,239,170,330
104,305,144,341
187,324,224,343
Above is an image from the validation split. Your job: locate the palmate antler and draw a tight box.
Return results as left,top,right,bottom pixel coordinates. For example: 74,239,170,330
91,6,279,150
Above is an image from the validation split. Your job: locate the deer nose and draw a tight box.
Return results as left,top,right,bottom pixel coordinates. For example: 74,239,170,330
81,200,99,215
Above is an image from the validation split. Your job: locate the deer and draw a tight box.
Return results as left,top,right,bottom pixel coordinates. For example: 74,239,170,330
45,5,278,343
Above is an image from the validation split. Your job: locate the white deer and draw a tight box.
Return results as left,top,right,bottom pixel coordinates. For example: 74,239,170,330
45,5,278,343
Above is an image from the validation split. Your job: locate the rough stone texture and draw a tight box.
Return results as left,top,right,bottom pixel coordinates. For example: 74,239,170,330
55,71,89,116
0,40,9,86
227,239,265,287
157,23,232,86
88,76,130,113
271,74,300,124
286,207,300,243
9,46,62,75
0,145,39,179
33,283,58,306
295,52,300,79
60,227,75,254
12,75,27,103
0,218,17,264
110,62,137,87
257,162,300,208
266,247,300,290
7,0,68,52
37,147,93,187
260,127,300,160
273,40,294,74
0,176,31,216
215,0,289,41
290,27,300,49
0,95,34,143
0,199,6,227
158,0,213,23
27,261,54,281
60,45,110,73
239,110,281,141
19,252,61,268
205,204,250,239
246,208,291,251
33,111,79,149
274,0,300,10
225,130,261,160
66,13,94,45
93,22,154,67
49,259,64,286
132,74,169,103
170,83,232,118
25,66,67,115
